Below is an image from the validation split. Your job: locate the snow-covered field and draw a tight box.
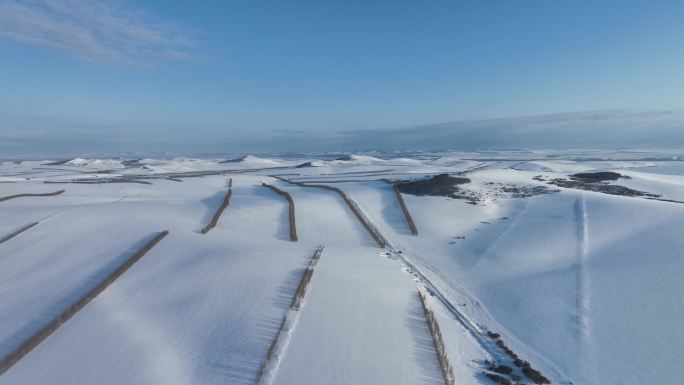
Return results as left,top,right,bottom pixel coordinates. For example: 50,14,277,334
0,150,683,385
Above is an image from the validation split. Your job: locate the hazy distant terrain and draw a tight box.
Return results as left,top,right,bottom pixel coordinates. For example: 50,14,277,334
3,110,684,158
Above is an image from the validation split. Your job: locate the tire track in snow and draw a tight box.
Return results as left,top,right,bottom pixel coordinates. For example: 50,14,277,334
346,193,569,384
97,284,193,385
575,194,590,338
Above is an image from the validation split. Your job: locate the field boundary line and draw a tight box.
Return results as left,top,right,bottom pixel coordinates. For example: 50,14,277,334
0,190,65,203
0,230,169,375
0,222,39,246
271,176,385,247
256,245,324,385
261,183,298,242
201,178,233,234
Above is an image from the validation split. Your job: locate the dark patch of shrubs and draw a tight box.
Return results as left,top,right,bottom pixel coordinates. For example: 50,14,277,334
219,156,248,163
522,364,551,384
295,161,315,168
548,176,659,198
484,372,512,385
487,332,551,384
397,174,471,198
492,365,513,375
486,331,500,339
570,171,626,183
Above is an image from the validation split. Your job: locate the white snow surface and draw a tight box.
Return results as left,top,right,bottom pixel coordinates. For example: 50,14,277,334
1,150,683,385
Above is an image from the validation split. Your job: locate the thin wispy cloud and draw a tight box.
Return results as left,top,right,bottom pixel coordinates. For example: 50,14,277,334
0,0,194,66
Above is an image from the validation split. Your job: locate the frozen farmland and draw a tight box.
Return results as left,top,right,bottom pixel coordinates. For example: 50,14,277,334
0,150,683,385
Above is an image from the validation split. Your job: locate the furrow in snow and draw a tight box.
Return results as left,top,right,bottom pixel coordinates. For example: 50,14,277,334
575,194,590,338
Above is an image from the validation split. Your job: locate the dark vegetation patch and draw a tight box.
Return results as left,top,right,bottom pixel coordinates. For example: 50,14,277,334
482,182,559,201
41,159,71,166
521,364,550,385
490,364,513,375
486,331,500,339
484,372,512,385
486,331,551,384
495,184,559,198
397,174,475,203
548,178,659,198
398,174,471,195
295,161,315,168
220,156,248,163
398,174,557,205
534,173,663,199
570,171,628,182
121,159,144,167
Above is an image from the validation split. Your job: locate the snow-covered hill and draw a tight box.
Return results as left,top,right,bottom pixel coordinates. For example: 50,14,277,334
1,150,682,385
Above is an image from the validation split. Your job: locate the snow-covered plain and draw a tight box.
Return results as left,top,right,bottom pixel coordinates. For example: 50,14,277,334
0,150,683,385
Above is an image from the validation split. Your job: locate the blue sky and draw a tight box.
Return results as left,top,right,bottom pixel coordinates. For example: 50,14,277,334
1,0,683,155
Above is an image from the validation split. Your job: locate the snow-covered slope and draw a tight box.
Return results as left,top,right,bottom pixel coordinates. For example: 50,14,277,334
0,150,682,385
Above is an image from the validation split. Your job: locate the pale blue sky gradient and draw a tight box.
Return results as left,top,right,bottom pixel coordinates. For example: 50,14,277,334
1,0,683,155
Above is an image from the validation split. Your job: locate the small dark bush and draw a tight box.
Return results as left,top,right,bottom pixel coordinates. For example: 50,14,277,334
522,366,551,384
487,331,501,339
493,365,513,375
